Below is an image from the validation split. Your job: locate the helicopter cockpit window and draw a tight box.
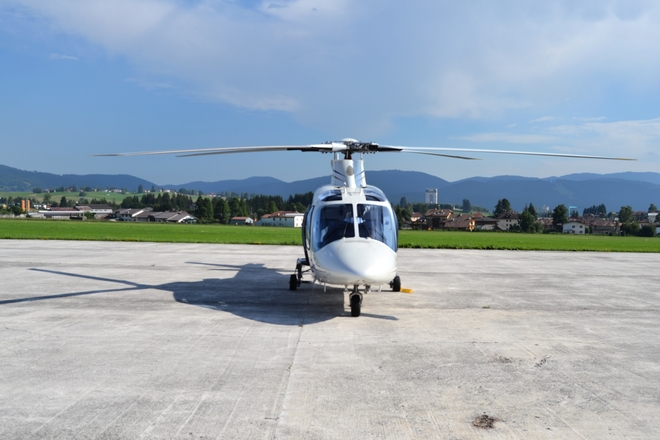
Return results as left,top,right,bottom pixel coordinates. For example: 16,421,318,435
319,190,343,202
313,204,355,250
364,188,387,202
357,204,397,251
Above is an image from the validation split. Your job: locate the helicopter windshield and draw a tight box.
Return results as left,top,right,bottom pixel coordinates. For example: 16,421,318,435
357,204,397,251
313,203,397,251
314,204,355,250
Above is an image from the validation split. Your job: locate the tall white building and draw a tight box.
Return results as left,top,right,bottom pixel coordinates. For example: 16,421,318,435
425,188,438,204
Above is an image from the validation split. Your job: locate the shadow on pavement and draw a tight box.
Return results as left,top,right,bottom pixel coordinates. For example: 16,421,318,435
4,262,396,325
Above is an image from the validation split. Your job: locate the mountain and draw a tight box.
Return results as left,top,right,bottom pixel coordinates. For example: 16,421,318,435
548,172,660,185
1,163,658,211
436,177,659,213
163,170,450,202
0,164,154,192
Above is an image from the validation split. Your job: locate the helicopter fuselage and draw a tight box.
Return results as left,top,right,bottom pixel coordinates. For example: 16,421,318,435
303,183,398,287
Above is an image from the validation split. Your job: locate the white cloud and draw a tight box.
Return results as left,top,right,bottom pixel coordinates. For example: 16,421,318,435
530,116,557,123
459,133,557,144
472,117,660,160
5,0,660,140
48,53,78,60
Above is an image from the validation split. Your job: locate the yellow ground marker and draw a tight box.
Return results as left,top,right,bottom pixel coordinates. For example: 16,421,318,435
401,288,413,294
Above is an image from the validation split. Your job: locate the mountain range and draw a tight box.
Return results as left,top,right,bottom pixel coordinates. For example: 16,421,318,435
2,164,659,212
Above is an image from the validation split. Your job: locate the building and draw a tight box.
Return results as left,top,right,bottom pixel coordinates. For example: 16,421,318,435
474,216,498,231
115,208,153,221
424,209,453,229
230,216,254,225
587,218,618,235
496,211,520,231
563,220,586,234
75,204,113,215
442,214,475,231
39,207,85,220
256,211,304,227
425,188,438,204
148,211,197,223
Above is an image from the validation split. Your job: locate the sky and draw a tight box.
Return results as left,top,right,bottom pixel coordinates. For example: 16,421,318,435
2,0,660,186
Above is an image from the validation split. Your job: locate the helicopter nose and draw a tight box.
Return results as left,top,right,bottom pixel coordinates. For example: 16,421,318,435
315,239,397,285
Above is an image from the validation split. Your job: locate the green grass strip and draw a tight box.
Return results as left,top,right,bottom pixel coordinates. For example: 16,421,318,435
1,218,659,252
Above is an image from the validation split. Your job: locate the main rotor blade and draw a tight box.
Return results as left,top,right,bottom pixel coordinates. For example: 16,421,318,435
92,141,636,161
412,152,481,160
91,143,345,157
383,145,636,161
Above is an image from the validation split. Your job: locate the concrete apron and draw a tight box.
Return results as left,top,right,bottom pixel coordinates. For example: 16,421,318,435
1,240,659,439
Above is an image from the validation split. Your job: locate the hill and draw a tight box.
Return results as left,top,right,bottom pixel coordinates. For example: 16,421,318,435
1,164,658,211
0,164,154,192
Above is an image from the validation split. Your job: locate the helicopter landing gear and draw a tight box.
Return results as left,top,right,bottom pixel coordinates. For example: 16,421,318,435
390,275,401,292
349,286,362,317
289,258,309,291
349,285,370,317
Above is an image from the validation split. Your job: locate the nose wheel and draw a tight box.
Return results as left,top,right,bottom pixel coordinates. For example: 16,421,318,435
349,285,369,317
349,291,362,317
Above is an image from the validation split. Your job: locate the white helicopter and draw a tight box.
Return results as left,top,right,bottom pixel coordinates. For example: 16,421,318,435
95,138,633,317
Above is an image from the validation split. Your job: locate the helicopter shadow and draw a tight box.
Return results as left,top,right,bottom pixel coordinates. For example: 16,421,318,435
171,261,347,325
11,262,396,325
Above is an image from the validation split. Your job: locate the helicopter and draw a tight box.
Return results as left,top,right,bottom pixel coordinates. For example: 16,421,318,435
95,138,634,317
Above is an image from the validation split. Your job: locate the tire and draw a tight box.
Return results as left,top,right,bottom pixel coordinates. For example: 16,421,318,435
391,275,401,292
350,295,361,317
289,274,298,291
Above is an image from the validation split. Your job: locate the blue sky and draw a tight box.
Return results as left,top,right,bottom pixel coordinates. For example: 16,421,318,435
2,0,660,185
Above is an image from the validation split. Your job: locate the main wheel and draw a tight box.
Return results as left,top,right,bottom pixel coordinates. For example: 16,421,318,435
350,295,361,317
289,274,298,291
391,275,401,292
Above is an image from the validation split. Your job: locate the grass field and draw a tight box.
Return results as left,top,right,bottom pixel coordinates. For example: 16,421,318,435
1,218,659,252
0,191,140,204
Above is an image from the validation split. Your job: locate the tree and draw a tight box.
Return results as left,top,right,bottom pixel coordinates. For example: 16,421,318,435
639,224,655,237
520,205,540,233
552,204,568,228
527,203,537,219
519,210,536,233
394,206,405,228
214,198,231,224
158,193,173,211
138,184,144,193
229,197,248,217
462,199,471,213
60,196,68,207
618,206,634,224
195,196,214,223
620,222,640,236
43,193,52,204
493,198,511,217
399,197,408,208
649,203,658,213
